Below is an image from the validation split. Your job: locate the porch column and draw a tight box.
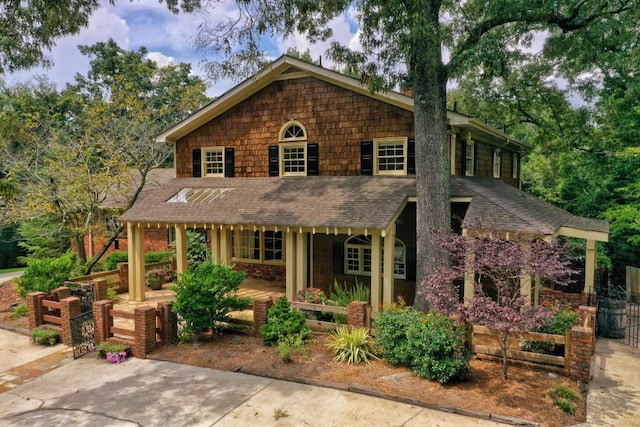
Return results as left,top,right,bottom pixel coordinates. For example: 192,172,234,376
286,232,296,300
449,131,457,175
174,225,188,274
295,232,308,293
383,225,395,305
127,223,146,302
219,228,232,264
210,227,220,264
520,241,532,305
370,230,382,314
584,239,597,294
463,229,474,305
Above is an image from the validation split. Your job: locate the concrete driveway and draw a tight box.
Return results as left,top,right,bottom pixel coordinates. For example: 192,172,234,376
0,271,23,284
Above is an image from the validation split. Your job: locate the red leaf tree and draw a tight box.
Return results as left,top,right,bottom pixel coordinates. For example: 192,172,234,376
425,228,577,379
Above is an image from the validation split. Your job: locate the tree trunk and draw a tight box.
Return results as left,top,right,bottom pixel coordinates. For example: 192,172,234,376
411,0,451,312
74,234,87,264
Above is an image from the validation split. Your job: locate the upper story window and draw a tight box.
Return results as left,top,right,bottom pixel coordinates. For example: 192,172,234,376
375,137,407,175
492,149,501,178
344,234,406,279
512,152,519,179
203,147,224,177
191,147,234,178
270,120,318,177
464,140,475,177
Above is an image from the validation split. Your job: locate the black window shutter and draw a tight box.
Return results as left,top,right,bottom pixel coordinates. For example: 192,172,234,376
332,241,344,274
406,246,416,282
461,141,467,175
360,141,373,175
307,143,319,176
407,138,416,174
473,142,478,176
224,147,234,177
268,145,279,176
192,148,202,177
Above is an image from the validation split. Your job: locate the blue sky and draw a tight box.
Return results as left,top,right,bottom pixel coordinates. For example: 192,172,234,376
8,0,361,98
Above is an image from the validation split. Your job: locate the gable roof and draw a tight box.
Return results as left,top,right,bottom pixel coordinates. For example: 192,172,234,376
155,55,528,150
102,168,175,209
119,175,608,241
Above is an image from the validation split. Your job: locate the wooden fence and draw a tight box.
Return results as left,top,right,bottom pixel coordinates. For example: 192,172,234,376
289,301,372,331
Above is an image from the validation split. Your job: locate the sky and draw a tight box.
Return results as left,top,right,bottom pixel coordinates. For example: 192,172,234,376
7,0,361,98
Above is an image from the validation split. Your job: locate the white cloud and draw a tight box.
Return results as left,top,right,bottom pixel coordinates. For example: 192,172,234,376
146,52,175,67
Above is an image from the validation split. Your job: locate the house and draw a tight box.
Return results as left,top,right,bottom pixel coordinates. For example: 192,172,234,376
118,55,608,309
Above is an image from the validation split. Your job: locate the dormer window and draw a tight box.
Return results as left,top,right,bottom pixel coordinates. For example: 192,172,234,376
270,120,319,176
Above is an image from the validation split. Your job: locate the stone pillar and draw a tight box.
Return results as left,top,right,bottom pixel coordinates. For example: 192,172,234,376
92,279,111,302
117,262,129,293
133,306,156,358
253,297,274,336
569,325,594,381
347,301,369,328
93,300,114,344
27,292,46,329
59,297,81,347
157,301,177,344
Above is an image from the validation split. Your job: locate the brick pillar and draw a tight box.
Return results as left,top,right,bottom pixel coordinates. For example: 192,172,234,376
347,301,369,328
579,305,597,346
27,292,46,329
93,300,114,344
118,262,129,293
59,297,81,347
133,306,156,358
569,326,594,381
52,286,71,301
253,297,273,336
92,279,111,302
157,301,178,344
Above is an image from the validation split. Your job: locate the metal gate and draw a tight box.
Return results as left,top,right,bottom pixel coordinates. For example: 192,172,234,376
620,301,640,348
69,284,96,358
597,294,640,348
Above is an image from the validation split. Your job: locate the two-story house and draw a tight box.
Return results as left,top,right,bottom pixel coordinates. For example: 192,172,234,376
119,55,608,309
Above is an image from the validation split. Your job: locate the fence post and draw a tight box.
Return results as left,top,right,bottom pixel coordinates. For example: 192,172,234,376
59,297,81,347
568,325,594,381
118,262,129,293
92,279,111,302
157,301,177,344
27,292,46,329
253,297,273,336
51,286,71,301
93,300,114,344
347,301,369,328
133,306,156,358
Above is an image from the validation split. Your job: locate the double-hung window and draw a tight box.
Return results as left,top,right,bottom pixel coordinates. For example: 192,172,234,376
344,235,406,279
374,137,407,175
512,152,519,179
232,229,284,263
493,149,501,178
465,140,475,177
278,121,308,176
202,147,224,177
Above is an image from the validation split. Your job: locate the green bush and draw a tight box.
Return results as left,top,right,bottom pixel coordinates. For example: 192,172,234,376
374,301,470,384
104,250,173,270
186,230,209,269
261,297,311,346
522,308,581,355
330,279,370,323
11,304,28,319
31,327,60,345
17,252,77,297
171,262,249,338
327,326,377,364
145,251,173,264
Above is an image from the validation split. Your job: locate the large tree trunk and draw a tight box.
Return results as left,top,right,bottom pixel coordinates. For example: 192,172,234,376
411,0,451,312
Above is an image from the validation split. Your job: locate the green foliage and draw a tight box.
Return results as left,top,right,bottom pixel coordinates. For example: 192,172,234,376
97,341,129,358
374,301,470,384
17,217,71,265
186,230,209,269
0,225,22,269
106,289,118,301
260,297,311,346
549,384,579,415
17,252,77,297
171,262,249,338
31,327,60,346
327,326,377,365
522,308,581,355
104,250,173,271
330,279,370,323
11,304,28,319
276,333,307,362
145,251,173,264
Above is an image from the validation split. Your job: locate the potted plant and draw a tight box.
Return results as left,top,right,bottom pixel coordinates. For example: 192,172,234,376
146,268,170,290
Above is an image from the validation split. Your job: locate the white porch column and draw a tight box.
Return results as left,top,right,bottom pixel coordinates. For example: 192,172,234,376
449,131,457,175
219,228,232,264
371,230,382,314
383,225,395,305
463,229,475,306
210,227,220,264
175,225,188,274
127,223,146,302
286,231,297,300
521,272,532,306
295,232,308,293
584,239,597,294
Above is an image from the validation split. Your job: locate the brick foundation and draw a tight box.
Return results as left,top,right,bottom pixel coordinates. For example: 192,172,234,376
234,262,286,282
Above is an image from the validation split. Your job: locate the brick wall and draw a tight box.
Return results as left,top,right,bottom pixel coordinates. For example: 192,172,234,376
541,288,588,310
234,262,286,282
83,225,170,261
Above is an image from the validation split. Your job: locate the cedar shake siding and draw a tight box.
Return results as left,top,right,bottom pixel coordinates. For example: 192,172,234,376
175,77,415,178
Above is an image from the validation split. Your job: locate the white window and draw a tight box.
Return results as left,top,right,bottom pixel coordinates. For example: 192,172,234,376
465,140,475,177
345,235,406,279
279,121,308,176
374,137,407,175
202,147,224,177
232,229,284,263
493,149,501,178
512,152,519,178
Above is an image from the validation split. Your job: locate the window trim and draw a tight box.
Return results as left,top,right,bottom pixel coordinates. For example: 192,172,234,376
465,140,475,177
374,137,408,176
279,142,307,176
492,149,501,178
512,152,519,179
344,235,406,279
278,120,307,142
201,147,225,177
232,229,285,265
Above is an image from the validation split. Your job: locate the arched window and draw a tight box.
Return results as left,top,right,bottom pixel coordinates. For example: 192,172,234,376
279,120,307,142
344,235,406,279
277,120,308,176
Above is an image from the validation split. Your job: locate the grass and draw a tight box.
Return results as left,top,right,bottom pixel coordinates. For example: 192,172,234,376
0,267,25,274
549,384,580,415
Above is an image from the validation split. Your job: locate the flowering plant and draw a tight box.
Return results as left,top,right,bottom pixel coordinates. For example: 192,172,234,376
146,268,171,289
294,287,328,304
106,351,128,363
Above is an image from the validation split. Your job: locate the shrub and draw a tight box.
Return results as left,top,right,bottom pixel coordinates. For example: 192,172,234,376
97,341,129,358
146,268,171,289
11,304,28,319
31,327,60,345
17,252,77,297
277,333,307,362
171,263,249,338
373,300,421,366
522,308,581,355
549,384,579,415
261,297,311,346
294,287,328,304
186,230,209,269
106,289,118,301
330,279,370,323
145,251,173,264
104,251,128,270
327,326,377,364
